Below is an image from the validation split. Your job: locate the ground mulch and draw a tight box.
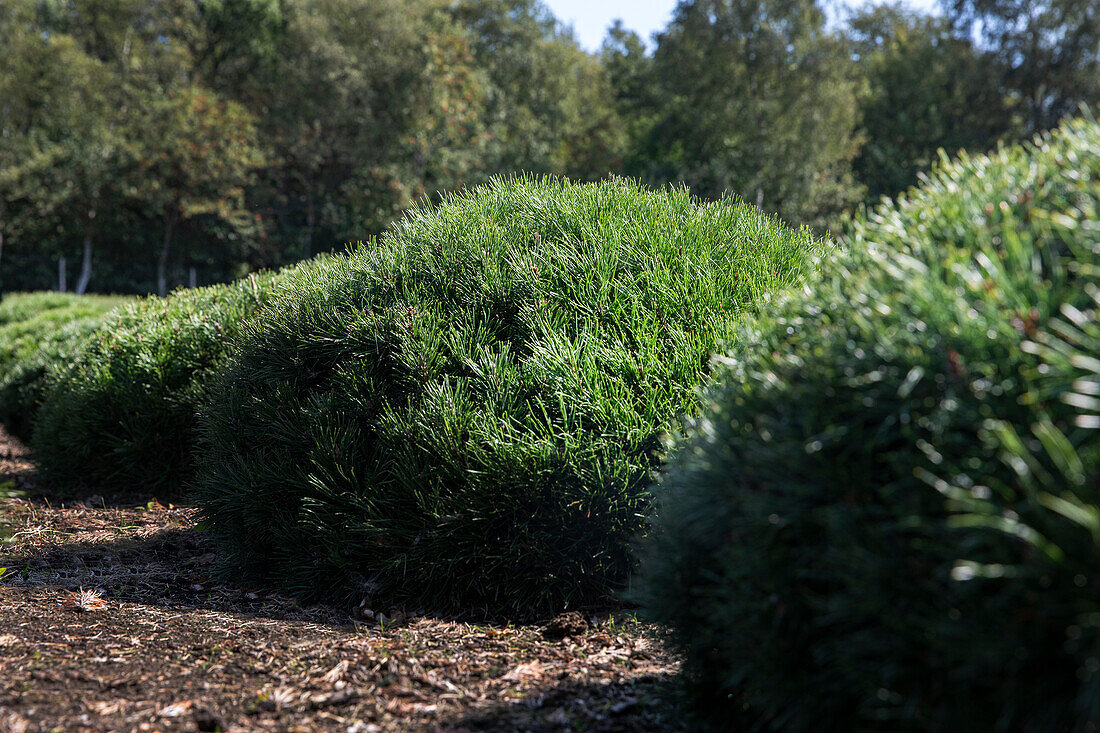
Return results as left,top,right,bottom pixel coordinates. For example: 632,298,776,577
0,428,683,732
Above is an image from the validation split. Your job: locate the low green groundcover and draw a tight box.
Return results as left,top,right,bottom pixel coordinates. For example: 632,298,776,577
193,174,822,617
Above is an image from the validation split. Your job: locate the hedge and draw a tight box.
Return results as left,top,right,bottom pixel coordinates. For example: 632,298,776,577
0,292,130,438
193,174,822,617
32,272,290,495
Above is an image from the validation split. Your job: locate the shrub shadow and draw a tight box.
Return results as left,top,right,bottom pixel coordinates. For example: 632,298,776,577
0,503,354,625
442,672,687,732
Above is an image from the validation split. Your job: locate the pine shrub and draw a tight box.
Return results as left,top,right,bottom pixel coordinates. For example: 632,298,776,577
32,272,289,495
192,175,821,617
640,117,1100,730
0,293,130,437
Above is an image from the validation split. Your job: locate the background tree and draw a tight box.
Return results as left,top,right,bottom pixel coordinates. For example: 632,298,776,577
0,0,48,300
40,59,131,296
601,21,656,177
637,0,864,226
235,0,489,258
131,86,265,296
847,3,1014,202
451,0,626,180
189,0,287,96
0,0,137,295
392,8,492,207
950,0,1100,134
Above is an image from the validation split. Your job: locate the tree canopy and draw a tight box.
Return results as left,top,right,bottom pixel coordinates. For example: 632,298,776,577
2,0,1097,294
634,0,865,225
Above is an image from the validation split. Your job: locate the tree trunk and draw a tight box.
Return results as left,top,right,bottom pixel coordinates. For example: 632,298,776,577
0,226,5,303
58,256,67,293
157,212,177,297
75,229,94,295
303,183,315,259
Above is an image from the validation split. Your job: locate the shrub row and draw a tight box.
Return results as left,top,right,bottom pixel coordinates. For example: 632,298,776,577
640,117,1100,730
5,124,1099,729
0,293,131,438
31,270,294,496
191,174,822,617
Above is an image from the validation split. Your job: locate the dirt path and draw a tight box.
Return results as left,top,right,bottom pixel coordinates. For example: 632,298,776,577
0,428,682,732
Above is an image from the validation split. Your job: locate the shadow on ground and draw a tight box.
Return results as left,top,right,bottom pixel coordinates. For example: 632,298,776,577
0,498,354,625
0,421,185,509
443,673,687,732
0,424,685,731
0,508,685,732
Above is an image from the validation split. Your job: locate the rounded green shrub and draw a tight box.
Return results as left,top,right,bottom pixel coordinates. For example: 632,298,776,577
32,272,289,495
640,117,1100,730
0,293,131,438
193,175,821,617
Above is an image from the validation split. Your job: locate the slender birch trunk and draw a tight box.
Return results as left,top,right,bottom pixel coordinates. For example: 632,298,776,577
75,228,94,295
158,210,178,297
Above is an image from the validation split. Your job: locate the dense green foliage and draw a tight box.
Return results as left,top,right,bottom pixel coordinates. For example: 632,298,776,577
32,271,291,495
0,293,130,437
847,3,1014,202
193,175,820,618
7,0,1095,294
630,0,865,225
641,117,1100,729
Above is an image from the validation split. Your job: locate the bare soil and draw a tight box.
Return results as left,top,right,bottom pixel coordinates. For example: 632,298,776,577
0,428,683,732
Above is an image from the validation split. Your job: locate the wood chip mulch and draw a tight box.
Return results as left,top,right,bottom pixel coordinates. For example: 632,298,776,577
0,427,684,732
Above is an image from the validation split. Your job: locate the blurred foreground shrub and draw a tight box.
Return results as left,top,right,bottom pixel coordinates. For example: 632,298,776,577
641,117,1100,730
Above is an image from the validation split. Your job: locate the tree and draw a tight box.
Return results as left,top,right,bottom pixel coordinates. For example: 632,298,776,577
2,0,507,292
393,8,492,205
131,86,265,295
0,0,134,295
639,0,864,226
847,3,1013,202
231,0,490,259
451,0,626,180
48,66,131,295
601,21,656,166
190,0,287,95
2,0,638,294
950,0,1100,133
0,0,45,299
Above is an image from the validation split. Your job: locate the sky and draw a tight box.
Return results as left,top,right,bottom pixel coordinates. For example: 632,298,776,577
543,0,941,52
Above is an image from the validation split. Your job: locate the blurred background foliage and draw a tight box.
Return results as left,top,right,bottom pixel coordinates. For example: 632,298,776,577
1,0,1097,296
